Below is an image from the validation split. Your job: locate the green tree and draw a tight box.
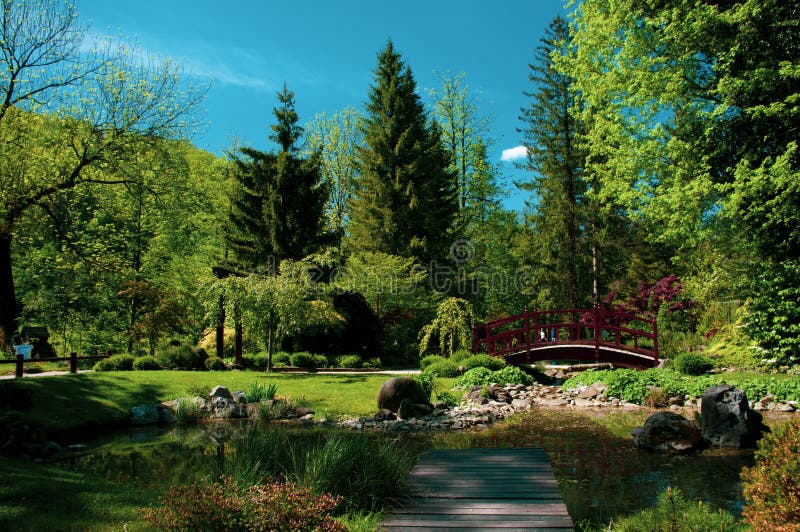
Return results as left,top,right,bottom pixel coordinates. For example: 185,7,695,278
418,297,475,357
303,108,365,245
518,16,592,311
0,0,205,346
349,40,457,265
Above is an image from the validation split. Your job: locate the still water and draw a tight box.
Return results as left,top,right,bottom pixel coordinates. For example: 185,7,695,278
61,408,756,529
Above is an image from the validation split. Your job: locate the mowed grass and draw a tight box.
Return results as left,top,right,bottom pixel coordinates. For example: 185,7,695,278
7,370,429,434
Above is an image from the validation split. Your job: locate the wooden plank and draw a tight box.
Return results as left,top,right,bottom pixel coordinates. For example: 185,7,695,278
382,448,574,531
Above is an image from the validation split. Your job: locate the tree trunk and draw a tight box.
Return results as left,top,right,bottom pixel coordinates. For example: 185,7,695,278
215,293,225,358
234,301,243,366
0,223,18,348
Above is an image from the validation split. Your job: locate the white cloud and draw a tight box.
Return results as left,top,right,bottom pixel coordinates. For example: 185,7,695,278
501,145,528,161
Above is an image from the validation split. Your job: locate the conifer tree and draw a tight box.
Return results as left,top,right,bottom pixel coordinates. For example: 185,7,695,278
518,17,591,310
349,40,457,264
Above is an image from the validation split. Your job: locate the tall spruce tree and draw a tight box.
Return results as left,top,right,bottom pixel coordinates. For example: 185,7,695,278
518,17,591,310
225,85,329,274
349,40,457,265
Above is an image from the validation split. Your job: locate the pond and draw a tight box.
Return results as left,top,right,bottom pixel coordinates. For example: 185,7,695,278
58,408,761,530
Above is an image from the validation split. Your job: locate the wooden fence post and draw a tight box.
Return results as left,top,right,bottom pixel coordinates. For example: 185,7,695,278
15,354,23,378
70,352,78,373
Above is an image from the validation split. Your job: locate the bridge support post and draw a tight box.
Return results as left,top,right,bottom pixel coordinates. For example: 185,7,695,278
593,306,600,363
523,307,530,362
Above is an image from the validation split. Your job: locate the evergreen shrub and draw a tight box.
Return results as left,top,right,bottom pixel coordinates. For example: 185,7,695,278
156,345,207,370
336,354,363,368
673,352,714,375
462,354,506,371
420,354,446,370
204,356,226,371
422,359,460,377
290,352,317,369
133,356,161,371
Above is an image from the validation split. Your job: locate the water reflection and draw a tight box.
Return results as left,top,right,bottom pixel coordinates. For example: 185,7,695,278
57,409,757,529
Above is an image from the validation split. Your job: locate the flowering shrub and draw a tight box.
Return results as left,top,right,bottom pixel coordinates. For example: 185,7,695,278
144,477,345,531
742,418,800,531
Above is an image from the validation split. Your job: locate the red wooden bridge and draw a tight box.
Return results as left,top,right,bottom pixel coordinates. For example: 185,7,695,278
473,307,659,369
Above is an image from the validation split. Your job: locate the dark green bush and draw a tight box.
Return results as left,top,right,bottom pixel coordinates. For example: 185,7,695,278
133,356,161,371
204,357,227,371
491,366,534,386
363,357,382,369
422,359,460,377
156,345,207,370
272,352,291,366
451,349,473,363
420,354,446,370
673,352,714,375
462,354,506,371
336,354,363,368
290,352,317,369
313,354,329,368
435,390,460,407
106,354,135,371
413,373,435,401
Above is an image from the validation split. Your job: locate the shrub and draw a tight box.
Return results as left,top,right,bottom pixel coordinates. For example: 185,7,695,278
606,487,744,532
420,354,446,370
133,356,161,371
247,381,278,403
454,367,495,387
742,417,800,530
143,476,345,531
156,345,207,370
451,349,473,363
259,398,290,421
462,354,506,371
422,358,460,377
491,366,534,386
272,352,291,366
290,352,317,369
204,356,227,371
435,390,460,407
673,352,714,375
313,354,329,369
336,354,363,368
92,358,115,372
363,357,382,369
413,373,435,401
105,354,135,371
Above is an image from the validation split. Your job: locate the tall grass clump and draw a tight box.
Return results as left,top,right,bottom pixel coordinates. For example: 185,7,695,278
223,428,419,511
174,397,205,425
247,381,278,402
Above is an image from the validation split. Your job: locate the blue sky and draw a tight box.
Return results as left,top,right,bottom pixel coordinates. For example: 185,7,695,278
77,0,567,211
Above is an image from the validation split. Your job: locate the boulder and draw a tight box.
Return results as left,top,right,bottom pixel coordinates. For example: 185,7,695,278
631,411,704,453
374,408,395,422
397,398,426,420
130,404,160,425
209,385,233,401
377,377,430,413
701,384,767,448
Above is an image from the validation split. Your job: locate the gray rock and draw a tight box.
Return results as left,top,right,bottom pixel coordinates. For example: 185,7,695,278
377,377,431,413
130,404,160,425
632,411,704,453
209,385,233,401
540,398,569,407
231,391,247,404
397,398,420,420
294,407,314,417
579,385,603,400
414,403,434,416
158,406,177,425
511,398,531,409
374,408,393,421
701,384,766,448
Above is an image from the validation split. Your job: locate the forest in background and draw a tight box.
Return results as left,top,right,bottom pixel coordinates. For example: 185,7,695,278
1,0,797,371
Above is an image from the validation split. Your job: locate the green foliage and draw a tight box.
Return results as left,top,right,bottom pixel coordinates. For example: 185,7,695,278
155,345,207,370
272,352,291,366
132,356,161,371
92,358,115,372
413,373,435,401
491,366,534,386
223,429,418,511
450,349,473,363
313,354,329,369
259,398,290,421
673,353,713,376
418,298,475,357
204,356,226,371
290,352,318,369
745,259,800,367
420,354,447,370
435,390,460,408
604,487,745,532
336,354,362,368
742,417,800,530
246,382,278,403
143,477,345,531
363,357,382,369
461,355,506,371
105,355,135,371
422,359,460,378
453,367,494,387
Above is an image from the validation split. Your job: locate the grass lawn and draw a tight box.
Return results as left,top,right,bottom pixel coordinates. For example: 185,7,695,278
5,370,444,435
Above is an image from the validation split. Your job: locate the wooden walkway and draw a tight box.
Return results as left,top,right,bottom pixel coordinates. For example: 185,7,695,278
382,448,574,531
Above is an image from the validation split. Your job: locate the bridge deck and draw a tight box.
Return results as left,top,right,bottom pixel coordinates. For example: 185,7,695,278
382,448,574,531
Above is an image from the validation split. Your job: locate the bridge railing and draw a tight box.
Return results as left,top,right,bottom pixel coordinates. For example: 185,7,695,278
473,307,659,367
